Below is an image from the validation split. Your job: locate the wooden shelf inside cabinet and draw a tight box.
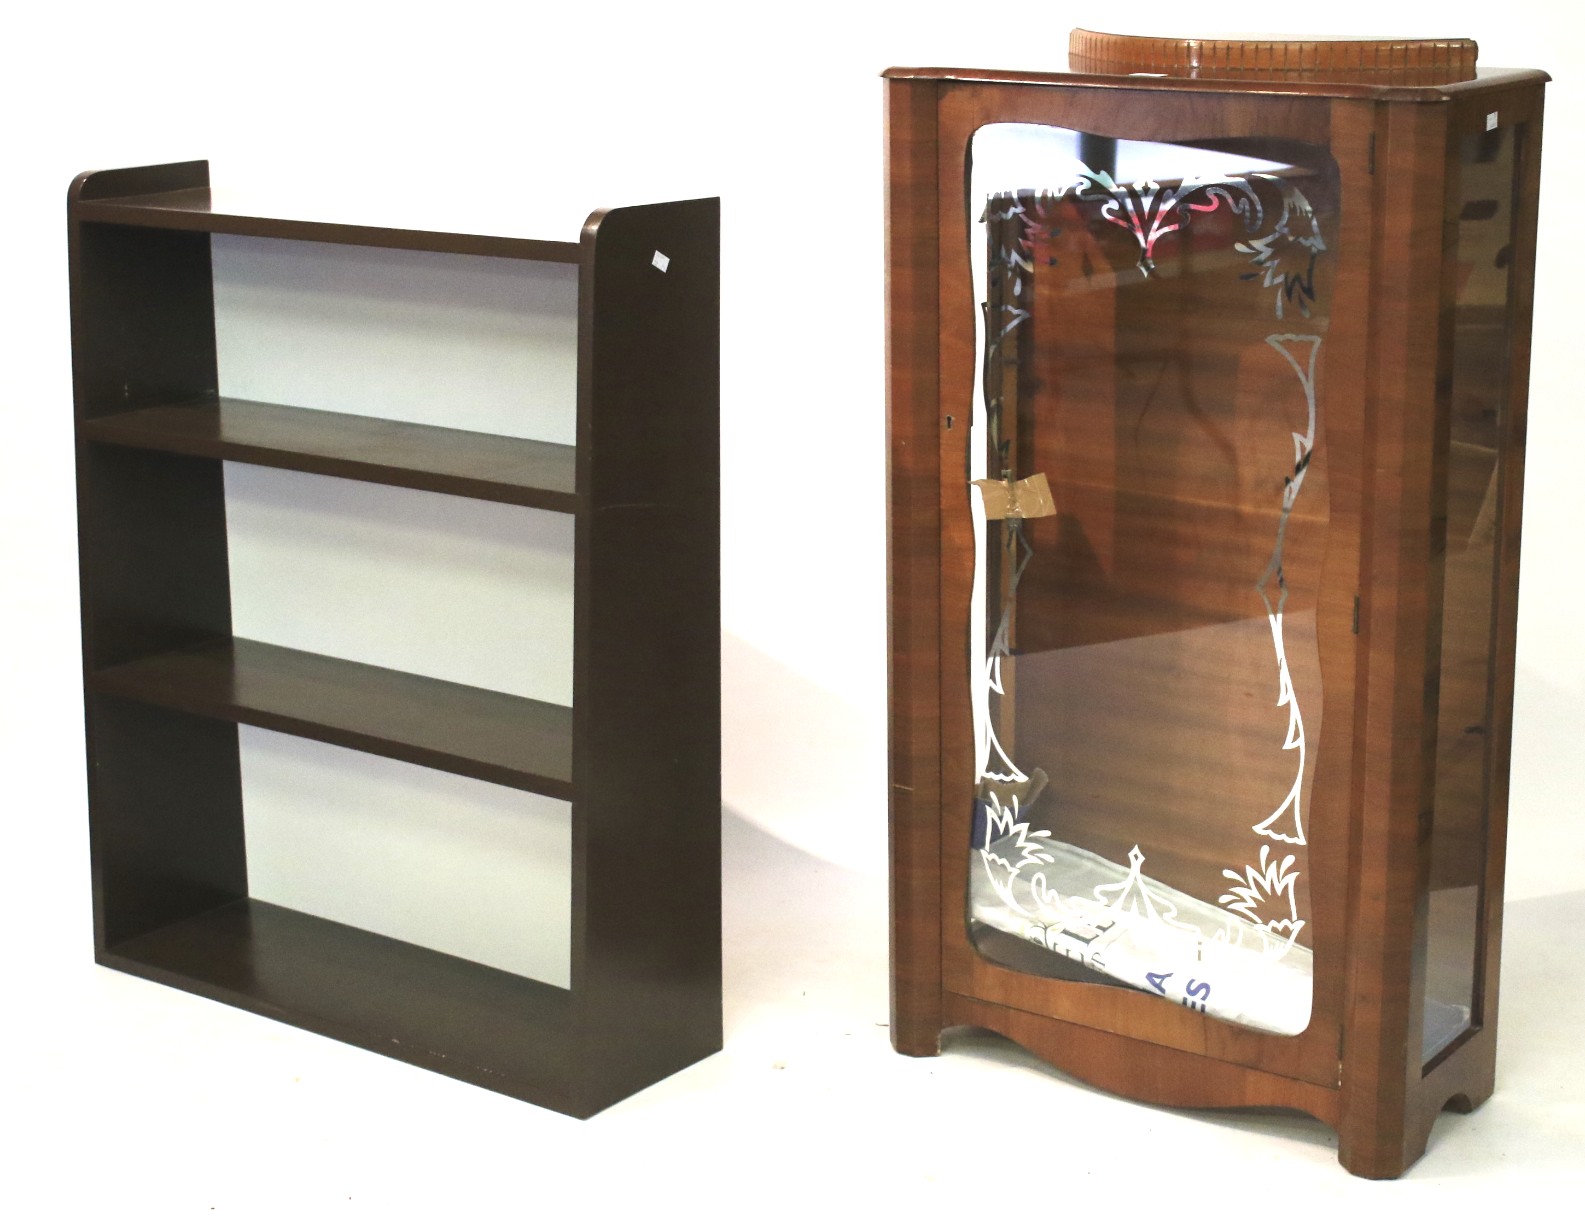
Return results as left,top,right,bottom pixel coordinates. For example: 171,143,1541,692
69,158,721,1118
885,43,1546,1178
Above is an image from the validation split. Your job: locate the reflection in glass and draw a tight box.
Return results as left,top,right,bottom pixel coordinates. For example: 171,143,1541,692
965,126,1338,1036
1422,125,1518,1065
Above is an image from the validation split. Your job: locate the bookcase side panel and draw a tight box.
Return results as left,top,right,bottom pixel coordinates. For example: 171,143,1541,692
573,197,722,1112
87,698,247,950
70,164,245,951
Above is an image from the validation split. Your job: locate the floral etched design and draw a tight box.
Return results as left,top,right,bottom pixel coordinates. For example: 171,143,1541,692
970,145,1332,1023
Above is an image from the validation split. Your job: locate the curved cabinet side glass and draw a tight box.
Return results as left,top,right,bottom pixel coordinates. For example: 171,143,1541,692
1422,121,1524,1066
964,125,1339,1036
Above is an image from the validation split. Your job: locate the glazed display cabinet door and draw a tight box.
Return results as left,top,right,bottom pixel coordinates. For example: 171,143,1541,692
923,85,1364,1101
963,125,1338,1041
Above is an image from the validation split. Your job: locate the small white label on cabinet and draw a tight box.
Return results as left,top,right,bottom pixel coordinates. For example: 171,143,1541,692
652,250,671,272
1487,111,1500,130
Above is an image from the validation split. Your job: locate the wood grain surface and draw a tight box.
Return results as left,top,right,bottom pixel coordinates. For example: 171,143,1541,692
885,61,1545,1176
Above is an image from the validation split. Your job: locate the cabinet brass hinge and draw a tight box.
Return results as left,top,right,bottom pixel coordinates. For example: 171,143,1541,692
1353,595,1361,634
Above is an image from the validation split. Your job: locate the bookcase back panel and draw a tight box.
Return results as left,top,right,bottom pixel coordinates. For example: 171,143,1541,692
224,463,575,706
240,727,572,987
213,236,579,446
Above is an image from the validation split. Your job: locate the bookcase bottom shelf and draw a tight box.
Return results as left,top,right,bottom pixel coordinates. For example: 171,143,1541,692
102,898,581,1111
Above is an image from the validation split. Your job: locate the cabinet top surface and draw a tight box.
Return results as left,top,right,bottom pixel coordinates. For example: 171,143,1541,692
882,63,1549,102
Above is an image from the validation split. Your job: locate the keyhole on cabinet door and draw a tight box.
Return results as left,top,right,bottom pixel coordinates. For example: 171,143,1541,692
945,415,954,430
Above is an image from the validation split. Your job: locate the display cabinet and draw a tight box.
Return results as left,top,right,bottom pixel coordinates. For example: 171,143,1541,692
884,33,1545,1176
70,159,721,1116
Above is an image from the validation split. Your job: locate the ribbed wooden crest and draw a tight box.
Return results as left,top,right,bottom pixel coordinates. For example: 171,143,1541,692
1069,29,1478,84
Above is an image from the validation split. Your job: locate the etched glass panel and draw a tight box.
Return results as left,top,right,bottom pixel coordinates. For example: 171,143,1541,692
965,125,1338,1036
1421,123,1520,1065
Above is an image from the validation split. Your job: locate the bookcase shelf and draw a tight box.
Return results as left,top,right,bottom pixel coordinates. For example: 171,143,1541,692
80,398,579,511
70,158,721,1117
75,185,583,262
105,898,576,1108
92,638,576,800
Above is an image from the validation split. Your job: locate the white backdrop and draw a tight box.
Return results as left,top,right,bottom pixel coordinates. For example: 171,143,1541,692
3,2,1582,1208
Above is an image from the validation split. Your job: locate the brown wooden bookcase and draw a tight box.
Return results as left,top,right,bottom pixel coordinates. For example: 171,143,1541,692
69,159,721,1117
885,35,1545,1177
